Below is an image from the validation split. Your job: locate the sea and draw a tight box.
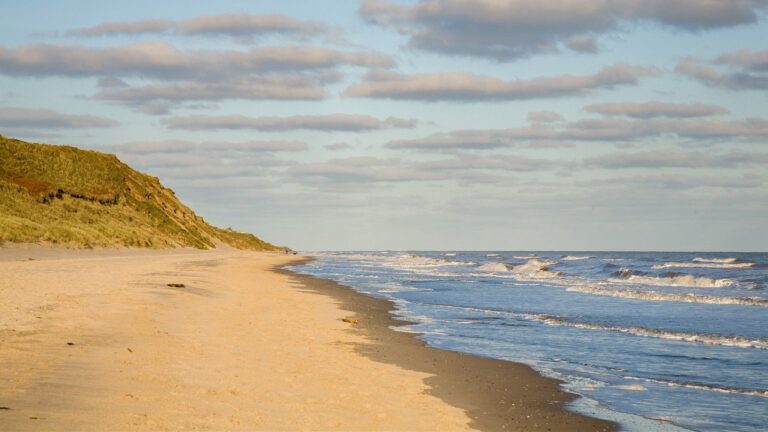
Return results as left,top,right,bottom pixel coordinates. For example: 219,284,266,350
293,251,768,432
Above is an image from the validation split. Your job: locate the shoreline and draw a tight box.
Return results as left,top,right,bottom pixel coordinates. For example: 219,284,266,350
0,246,615,431
279,258,617,431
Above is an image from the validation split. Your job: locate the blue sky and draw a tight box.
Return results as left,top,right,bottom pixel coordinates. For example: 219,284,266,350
1,0,767,251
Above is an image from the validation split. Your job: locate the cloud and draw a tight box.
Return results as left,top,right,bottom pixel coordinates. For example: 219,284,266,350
66,20,175,37
66,14,328,41
580,173,763,190
344,63,657,101
285,153,555,185
527,111,565,123
94,75,331,105
584,149,768,169
0,107,118,128
677,50,768,90
584,101,729,118
103,139,308,154
360,0,766,60
179,14,327,39
325,142,351,151
386,116,768,150
163,113,418,131
566,35,598,53
0,43,393,80
0,42,391,113
199,140,308,152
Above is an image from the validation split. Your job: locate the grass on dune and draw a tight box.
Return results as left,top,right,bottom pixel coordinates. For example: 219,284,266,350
0,134,281,250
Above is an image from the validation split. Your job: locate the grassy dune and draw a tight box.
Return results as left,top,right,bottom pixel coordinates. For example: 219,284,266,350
0,135,280,250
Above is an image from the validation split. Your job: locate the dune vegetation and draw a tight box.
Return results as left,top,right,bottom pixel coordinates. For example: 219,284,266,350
0,135,280,250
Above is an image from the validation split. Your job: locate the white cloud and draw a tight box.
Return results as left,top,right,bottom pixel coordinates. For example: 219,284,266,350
345,63,658,101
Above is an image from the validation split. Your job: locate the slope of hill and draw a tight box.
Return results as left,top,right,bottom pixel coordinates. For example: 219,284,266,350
0,135,280,250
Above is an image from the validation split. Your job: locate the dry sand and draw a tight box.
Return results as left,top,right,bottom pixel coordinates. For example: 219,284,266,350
0,248,614,431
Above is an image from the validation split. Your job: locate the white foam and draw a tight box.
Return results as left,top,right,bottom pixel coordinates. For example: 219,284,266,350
444,253,456,256
429,303,768,349
479,259,561,279
534,315,768,350
615,385,647,392
513,255,539,259
563,255,594,261
478,262,512,272
624,376,768,399
693,257,738,263
611,271,733,288
652,262,753,269
485,253,499,257
566,285,768,307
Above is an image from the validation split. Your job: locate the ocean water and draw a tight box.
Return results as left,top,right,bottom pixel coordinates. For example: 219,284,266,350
293,252,768,432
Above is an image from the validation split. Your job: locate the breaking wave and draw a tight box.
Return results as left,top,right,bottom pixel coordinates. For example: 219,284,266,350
693,257,738,264
478,259,561,278
478,262,513,272
624,376,768,399
533,316,768,350
387,254,473,267
653,262,753,269
611,269,733,288
432,303,768,349
562,255,594,261
566,285,768,307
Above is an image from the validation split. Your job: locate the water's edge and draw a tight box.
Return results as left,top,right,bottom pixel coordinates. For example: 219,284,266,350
279,258,630,431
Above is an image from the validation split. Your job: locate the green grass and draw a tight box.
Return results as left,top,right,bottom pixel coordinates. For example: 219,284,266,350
0,135,283,251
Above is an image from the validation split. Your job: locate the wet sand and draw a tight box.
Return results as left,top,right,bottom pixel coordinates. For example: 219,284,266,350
0,247,615,431
279,259,616,431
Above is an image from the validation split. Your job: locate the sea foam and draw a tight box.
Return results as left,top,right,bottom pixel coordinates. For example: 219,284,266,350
479,259,560,278
566,285,768,307
653,262,753,270
562,255,594,261
611,269,733,288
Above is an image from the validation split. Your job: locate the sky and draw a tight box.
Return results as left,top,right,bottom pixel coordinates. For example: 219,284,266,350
0,0,767,251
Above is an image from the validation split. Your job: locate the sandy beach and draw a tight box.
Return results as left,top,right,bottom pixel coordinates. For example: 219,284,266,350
0,248,614,431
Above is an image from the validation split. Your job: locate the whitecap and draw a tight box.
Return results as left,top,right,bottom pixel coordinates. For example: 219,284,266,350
611,269,733,288
693,257,738,264
478,262,513,272
565,285,768,307
533,315,768,349
479,259,561,278
624,376,768,399
652,262,753,269
563,255,594,261
615,385,647,392
428,303,768,349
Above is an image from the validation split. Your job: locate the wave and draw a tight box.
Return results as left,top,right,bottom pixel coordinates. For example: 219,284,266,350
624,376,768,399
444,253,456,256
562,255,594,261
486,253,499,257
479,259,561,278
611,268,733,288
513,255,539,259
693,257,738,263
566,285,768,307
430,303,768,349
652,262,753,269
533,315,768,350
388,254,473,267
478,262,513,272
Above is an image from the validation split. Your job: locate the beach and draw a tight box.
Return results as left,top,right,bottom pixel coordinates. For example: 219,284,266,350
0,248,613,431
